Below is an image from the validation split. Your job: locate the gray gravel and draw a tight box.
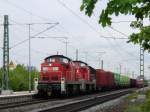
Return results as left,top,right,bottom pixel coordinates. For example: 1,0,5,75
0,90,131,112
80,94,129,112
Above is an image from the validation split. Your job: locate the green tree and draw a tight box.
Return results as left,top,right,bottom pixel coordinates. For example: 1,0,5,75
0,64,39,91
80,0,150,51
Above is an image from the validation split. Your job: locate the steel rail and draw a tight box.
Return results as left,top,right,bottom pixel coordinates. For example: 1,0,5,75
0,89,135,111
37,89,132,112
0,98,57,110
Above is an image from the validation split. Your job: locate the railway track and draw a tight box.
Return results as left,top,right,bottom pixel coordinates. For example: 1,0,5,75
0,89,134,112
0,98,53,110
0,93,103,110
35,89,132,112
0,92,35,105
0,91,112,109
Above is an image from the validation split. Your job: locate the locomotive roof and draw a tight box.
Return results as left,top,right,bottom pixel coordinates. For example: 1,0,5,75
88,66,96,71
89,66,96,73
73,60,88,65
45,55,71,61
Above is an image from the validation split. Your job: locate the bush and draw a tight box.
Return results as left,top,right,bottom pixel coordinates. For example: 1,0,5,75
141,100,150,112
125,90,150,112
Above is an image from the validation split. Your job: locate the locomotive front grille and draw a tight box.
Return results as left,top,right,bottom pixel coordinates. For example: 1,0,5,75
43,77,49,81
51,75,59,81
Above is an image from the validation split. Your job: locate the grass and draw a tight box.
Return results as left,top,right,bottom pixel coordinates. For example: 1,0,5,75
141,99,150,112
125,92,138,100
125,104,142,112
145,90,150,98
124,89,150,112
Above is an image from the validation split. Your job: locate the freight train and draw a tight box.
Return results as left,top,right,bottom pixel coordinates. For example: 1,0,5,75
37,55,147,96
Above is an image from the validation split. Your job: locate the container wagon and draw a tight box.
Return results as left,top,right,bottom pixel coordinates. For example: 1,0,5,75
96,69,108,90
106,71,115,89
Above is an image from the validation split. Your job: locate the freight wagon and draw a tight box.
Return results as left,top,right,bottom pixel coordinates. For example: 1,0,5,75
106,71,115,89
96,69,108,90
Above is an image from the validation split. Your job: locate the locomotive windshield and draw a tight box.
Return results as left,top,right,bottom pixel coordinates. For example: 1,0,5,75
46,57,69,63
80,63,86,67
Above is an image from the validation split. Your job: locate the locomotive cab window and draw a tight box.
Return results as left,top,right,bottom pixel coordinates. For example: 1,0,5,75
62,58,69,63
46,57,69,63
80,63,86,67
45,58,55,62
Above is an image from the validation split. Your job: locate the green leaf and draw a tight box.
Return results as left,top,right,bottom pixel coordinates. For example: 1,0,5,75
80,0,150,51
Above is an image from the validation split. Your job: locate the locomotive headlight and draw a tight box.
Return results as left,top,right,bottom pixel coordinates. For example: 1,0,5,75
53,67,59,71
49,63,52,66
43,67,48,71
76,69,79,73
140,78,143,81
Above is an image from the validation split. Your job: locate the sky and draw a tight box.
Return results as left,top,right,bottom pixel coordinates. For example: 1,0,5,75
0,0,150,79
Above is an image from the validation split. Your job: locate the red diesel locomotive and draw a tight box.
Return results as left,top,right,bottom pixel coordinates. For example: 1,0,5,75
73,61,96,93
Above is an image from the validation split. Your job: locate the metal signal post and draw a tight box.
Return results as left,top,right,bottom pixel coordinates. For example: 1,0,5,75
28,24,31,93
97,52,105,70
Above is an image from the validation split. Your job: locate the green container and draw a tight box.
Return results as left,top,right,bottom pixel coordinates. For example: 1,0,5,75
114,73,121,86
119,75,130,87
114,73,130,87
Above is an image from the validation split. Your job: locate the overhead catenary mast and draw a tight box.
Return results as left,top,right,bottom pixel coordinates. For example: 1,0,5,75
140,45,144,91
76,49,78,60
2,15,10,94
